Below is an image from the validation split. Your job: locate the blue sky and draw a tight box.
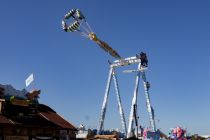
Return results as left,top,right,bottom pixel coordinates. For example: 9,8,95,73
0,0,210,135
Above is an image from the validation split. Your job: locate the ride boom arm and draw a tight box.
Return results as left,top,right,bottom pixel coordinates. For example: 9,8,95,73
62,9,122,60
88,33,121,59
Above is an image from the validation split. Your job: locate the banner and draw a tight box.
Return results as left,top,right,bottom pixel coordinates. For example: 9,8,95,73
25,73,34,87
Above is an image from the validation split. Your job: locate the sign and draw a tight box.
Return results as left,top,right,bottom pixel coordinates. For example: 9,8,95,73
25,73,34,87
11,98,29,106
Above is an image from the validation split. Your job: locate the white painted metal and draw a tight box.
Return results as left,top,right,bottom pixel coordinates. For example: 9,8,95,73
98,67,113,134
98,66,127,136
126,57,157,138
98,56,141,135
142,71,156,132
98,54,157,138
112,56,141,67
127,63,141,138
112,70,127,136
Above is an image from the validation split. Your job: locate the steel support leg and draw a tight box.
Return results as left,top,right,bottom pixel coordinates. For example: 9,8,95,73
98,67,113,134
112,69,127,136
127,63,141,138
142,71,156,132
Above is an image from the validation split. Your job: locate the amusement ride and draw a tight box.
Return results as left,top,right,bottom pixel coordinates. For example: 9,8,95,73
62,9,161,139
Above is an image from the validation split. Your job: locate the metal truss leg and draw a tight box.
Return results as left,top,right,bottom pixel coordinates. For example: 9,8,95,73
112,69,127,136
127,64,141,138
141,71,156,132
98,67,113,134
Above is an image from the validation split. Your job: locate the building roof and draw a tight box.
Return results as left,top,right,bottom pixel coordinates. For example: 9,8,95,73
38,104,76,130
0,103,77,131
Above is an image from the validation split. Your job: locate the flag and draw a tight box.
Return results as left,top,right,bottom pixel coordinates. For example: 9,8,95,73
25,73,34,87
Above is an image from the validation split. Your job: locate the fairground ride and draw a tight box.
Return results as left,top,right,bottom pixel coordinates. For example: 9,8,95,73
61,9,159,139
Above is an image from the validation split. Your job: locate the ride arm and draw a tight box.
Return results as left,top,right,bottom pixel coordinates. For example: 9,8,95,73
89,33,121,59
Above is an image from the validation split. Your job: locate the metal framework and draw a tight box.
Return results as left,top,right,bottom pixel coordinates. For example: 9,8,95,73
97,53,156,138
97,64,127,136
127,69,156,138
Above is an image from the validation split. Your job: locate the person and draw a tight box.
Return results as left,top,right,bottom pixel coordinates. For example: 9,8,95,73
136,52,148,67
139,125,144,137
138,52,148,67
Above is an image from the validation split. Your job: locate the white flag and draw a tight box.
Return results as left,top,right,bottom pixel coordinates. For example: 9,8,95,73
25,73,34,87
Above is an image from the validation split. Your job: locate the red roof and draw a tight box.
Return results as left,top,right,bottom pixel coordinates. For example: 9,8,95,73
38,104,76,130
0,103,77,131
39,112,76,130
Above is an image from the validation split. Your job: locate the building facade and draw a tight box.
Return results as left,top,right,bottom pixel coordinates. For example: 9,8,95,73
0,87,77,140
